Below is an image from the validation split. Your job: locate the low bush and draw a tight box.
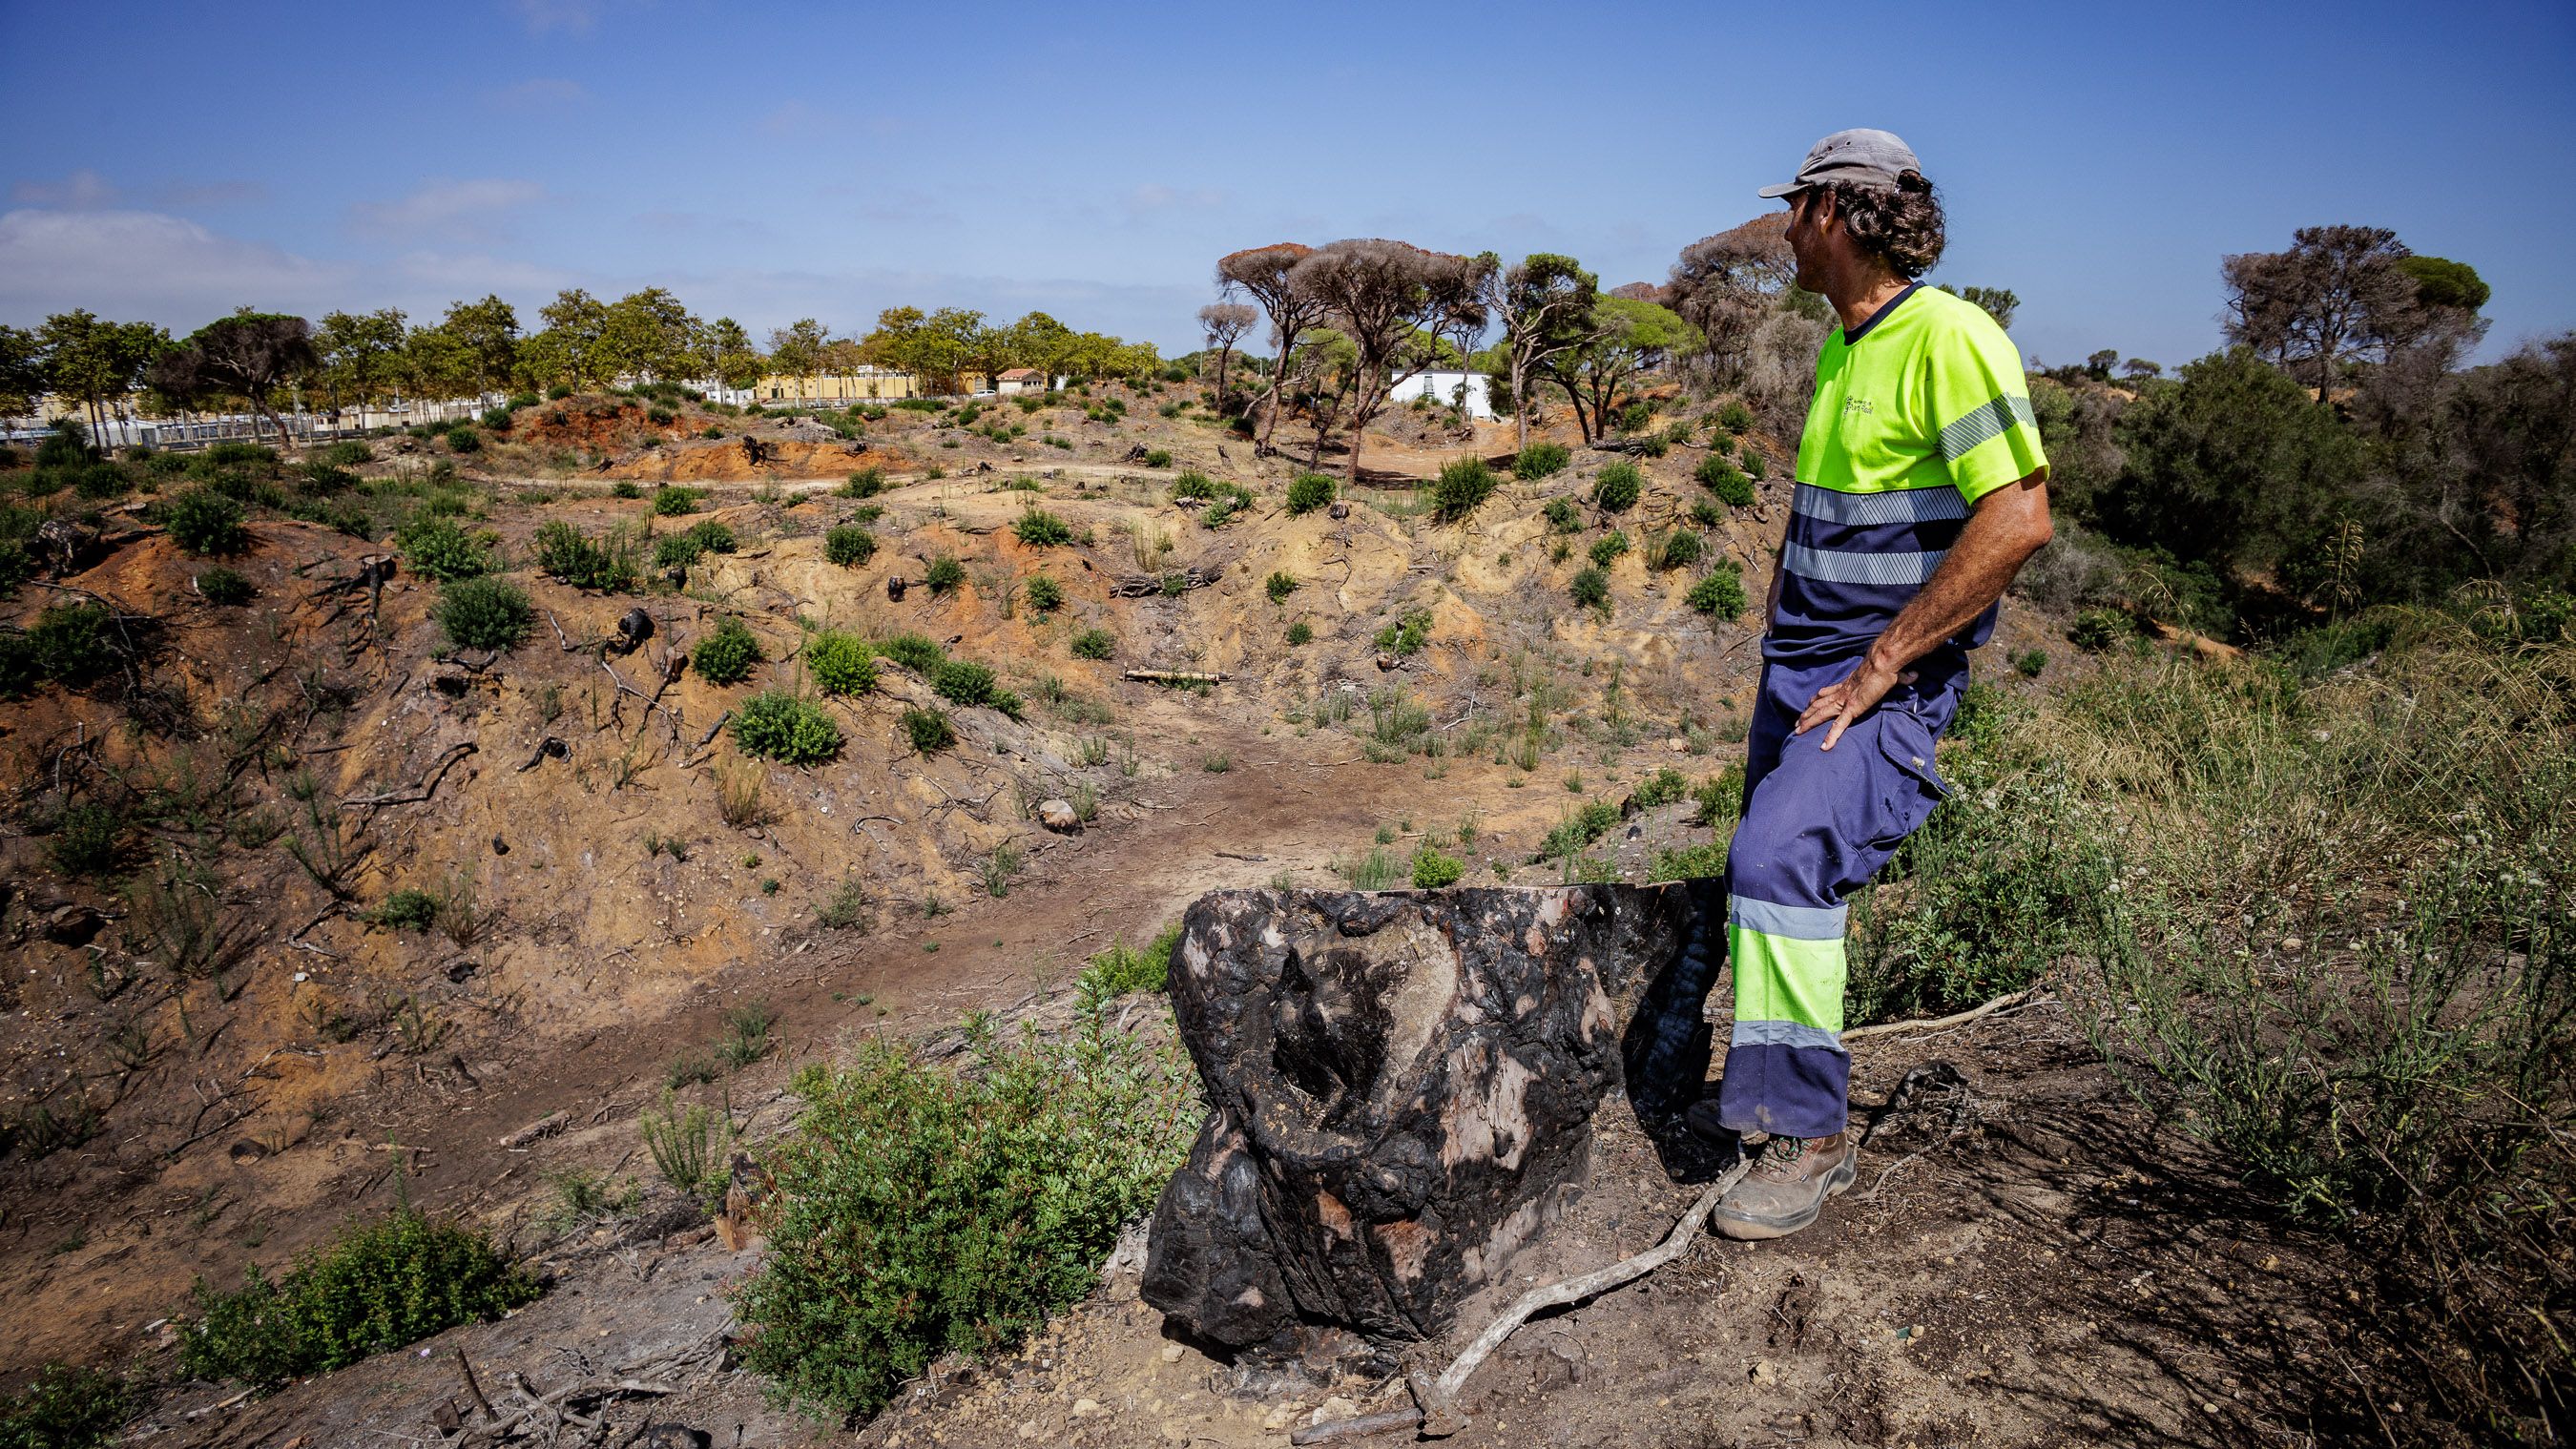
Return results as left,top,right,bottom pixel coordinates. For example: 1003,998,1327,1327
2014,648,2048,677
1285,621,1313,646
1410,847,1465,889
1142,448,1173,467
1022,574,1064,612
823,524,877,567
841,468,885,499
398,516,495,582
1169,471,1217,501
371,888,441,930
197,565,255,605
1650,528,1703,570
48,802,127,878
1631,766,1692,809
2071,607,2134,652
925,556,966,594
1374,608,1432,656
652,486,706,516
1686,563,1748,620
0,602,116,697
1012,507,1072,547
1285,472,1336,515
481,406,513,430
692,618,761,685
901,707,954,753
1265,570,1298,603
654,519,737,569
731,691,841,764
731,1021,1196,1419
805,631,877,696
1694,453,1754,506
1070,628,1114,661
533,521,641,591
1592,462,1641,512
433,576,532,651
1589,531,1631,567
1715,401,1755,434
877,631,945,673
931,658,1019,715
1568,565,1610,611
1513,442,1571,480
0,1361,133,1449
1076,923,1182,1001
445,426,481,454
164,487,250,555
321,440,374,466
1738,448,1766,481
1430,457,1498,522
178,1203,537,1388
1538,799,1623,860
1543,496,1581,532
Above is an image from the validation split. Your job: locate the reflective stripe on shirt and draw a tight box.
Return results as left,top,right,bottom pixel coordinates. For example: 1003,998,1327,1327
1782,541,1947,586
1792,482,1968,526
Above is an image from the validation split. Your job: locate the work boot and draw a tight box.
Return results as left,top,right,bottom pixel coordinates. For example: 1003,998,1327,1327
1712,1131,1857,1241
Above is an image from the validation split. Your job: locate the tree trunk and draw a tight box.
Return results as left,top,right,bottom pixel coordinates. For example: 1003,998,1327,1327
1214,343,1233,403
1510,352,1530,453
1142,882,1723,1348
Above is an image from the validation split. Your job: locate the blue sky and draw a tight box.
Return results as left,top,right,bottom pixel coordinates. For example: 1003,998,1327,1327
4,0,2570,370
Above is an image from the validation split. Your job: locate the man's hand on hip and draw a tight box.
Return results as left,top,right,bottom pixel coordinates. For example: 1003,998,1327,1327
1793,654,1915,752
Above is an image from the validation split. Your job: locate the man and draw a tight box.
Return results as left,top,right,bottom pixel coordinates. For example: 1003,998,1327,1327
1697,129,2054,1240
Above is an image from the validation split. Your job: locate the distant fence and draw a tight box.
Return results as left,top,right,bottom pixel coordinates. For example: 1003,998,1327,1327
5,396,502,452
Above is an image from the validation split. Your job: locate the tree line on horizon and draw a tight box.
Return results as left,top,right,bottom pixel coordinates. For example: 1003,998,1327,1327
0,293,1172,445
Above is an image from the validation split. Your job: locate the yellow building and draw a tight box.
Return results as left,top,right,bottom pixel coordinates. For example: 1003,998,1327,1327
756,367,919,404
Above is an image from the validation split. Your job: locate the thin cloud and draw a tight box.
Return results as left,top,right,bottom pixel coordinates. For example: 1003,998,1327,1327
509,0,613,35
11,170,120,210
0,207,349,325
346,178,547,244
489,77,591,109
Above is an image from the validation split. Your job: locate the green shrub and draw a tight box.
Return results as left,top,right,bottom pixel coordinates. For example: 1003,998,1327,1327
1513,442,1571,480
612,480,641,499
321,440,374,466
534,521,641,591
1738,448,1766,481
925,556,966,595
204,441,275,469
433,576,532,651
931,658,1017,715
178,1204,537,1388
1285,621,1313,646
840,468,886,499
197,565,254,605
2013,648,2048,678
1374,610,1433,659
1076,923,1182,1001
878,631,945,673
1410,847,1465,889
1589,531,1630,567
823,524,878,567
806,631,877,696
1631,766,1691,809
1687,563,1747,620
731,691,842,764
0,1361,134,1449
398,516,495,582
1694,453,1754,506
1649,841,1730,881
445,426,481,453
1715,401,1755,434
1430,457,1498,522
731,1021,1195,1419
901,707,955,753
298,460,359,493
693,617,761,685
646,405,676,425
372,888,441,930
1142,448,1173,467
1070,628,1114,661
48,802,126,878
1690,498,1725,529
164,487,250,555
1023,574,1064,612
1652,528,1704,570
481,406,513,430
1569,565,1610,611
2071,607,2134,652
1538,798,1623,859
0,602,114,697
1265,570,1299,604
1169,471,1217,501
1012,507,1071,547
1286,472,1336,515
1592,462,1641,512
652,486,706,516
1543,496,1581,532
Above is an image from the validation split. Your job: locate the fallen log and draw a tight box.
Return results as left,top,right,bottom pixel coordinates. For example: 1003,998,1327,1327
1109,565,1221,597
1122,669,1228,685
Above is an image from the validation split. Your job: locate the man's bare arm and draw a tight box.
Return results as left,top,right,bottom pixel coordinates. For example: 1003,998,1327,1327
1793,474,2053,749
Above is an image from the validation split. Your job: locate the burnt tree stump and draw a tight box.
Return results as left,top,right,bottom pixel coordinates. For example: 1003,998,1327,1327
1142,882,1722,1349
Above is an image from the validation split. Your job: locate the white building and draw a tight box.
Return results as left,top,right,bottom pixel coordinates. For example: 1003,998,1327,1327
1389,370,1494,421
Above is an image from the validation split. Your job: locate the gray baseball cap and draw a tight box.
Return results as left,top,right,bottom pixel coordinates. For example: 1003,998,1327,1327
1758,129,1922,199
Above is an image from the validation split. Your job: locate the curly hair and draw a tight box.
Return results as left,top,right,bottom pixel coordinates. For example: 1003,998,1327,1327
1830,172,1946,279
